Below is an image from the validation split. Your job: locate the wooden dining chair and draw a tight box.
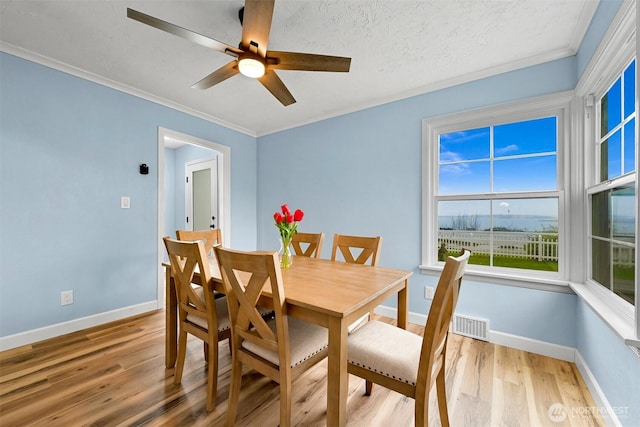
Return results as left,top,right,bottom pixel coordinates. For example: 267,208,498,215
330,233,382,266
176,229,222,255
331,233,383,333
163,237,231,412
346,249,471,427
214,247,329,427
176,229,227,360
291,232,325,258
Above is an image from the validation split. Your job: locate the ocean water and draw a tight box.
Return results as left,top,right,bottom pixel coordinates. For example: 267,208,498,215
439,214,635,235
439,215,557,232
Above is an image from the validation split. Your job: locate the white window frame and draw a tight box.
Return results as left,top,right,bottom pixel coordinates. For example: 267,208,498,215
421,91,573,291
574,0,639,351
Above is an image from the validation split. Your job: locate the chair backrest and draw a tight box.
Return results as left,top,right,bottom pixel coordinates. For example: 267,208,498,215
176,229,222,255
214,247,291,367
163,237,217,327
291,232,325,258
330,234,382,266
416,249,470,393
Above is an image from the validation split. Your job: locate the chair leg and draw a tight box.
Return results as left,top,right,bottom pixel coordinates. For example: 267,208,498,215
205,340,218,412
204,342,209,363
414,390,428,427
365,380,373,396
279,376,293,427
226,356,243,426
174,328,188,384
436,368,450,427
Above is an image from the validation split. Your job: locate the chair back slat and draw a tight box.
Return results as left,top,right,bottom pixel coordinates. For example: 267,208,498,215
217,246,329,426
163,236,228,413
330,234,382,266
291,232,325,258
417,249,470,393
176,229,222,256
215,248,286,353
164,237,215,317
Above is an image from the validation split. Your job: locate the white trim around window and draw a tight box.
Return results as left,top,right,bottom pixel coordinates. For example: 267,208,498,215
574,0,639,353
420,91,574,292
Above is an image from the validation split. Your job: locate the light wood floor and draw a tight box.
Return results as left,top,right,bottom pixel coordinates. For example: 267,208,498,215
0,310,604,426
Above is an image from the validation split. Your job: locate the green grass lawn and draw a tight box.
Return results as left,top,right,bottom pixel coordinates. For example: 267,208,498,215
446,251,558,272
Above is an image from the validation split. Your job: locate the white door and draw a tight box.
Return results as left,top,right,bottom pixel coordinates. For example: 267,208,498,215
185,158,218,231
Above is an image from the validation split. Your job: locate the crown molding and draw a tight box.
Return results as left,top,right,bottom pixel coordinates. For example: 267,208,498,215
0,42,257,138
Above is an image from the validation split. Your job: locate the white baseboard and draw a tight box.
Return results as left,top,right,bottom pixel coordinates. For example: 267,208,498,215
374,305,427,326
376,305,576,363
0,301,159,352
489,330,576,362
574,351,621,427
378,305,627,425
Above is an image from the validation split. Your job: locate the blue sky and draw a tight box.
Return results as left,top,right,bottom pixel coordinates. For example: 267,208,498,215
439,116,557,196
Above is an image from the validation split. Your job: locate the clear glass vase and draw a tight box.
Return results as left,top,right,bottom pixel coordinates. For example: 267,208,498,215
278,236,293,268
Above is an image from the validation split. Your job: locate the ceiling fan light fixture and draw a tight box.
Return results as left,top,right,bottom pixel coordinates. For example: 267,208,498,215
238,55,266,78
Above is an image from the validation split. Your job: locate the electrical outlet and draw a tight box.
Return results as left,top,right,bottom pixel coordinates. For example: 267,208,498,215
61,290,73,306
424,286,435,299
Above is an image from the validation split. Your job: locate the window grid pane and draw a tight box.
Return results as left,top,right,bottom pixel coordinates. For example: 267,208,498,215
589,183,636,306
598,59,636,182
437,116,560,273
623,118,636,174
438,198,558,272
601,78,622,138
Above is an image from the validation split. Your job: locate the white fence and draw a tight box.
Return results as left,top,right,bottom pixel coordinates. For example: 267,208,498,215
438,230,558,261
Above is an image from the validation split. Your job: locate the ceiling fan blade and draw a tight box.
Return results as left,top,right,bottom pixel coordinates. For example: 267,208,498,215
258,70,296,106
266,51,351,72
127,8,242,57
240,0,275,56
191,61,240,90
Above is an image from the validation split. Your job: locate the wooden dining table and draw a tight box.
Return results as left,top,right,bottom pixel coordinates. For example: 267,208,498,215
163,254,412,427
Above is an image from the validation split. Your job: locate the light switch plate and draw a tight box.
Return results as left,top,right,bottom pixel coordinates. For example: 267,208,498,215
424,286,435,299
61,290,73,306
121,196,130,209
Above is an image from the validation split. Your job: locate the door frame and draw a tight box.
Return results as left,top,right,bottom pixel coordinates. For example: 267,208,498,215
185,158,218,231
157,127,231,309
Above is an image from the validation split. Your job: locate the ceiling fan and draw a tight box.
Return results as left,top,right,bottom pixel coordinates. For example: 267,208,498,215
127,0,351,106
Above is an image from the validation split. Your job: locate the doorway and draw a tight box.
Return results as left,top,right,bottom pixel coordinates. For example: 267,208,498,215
185,158,218,231
157,127,231,309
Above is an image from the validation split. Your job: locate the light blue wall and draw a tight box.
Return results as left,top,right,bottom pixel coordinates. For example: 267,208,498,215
573,3,639,425
0,0,636,420
256,2,637,421
576,0,624,77
257,56,578,344
577,300,640,424
0,52,257,336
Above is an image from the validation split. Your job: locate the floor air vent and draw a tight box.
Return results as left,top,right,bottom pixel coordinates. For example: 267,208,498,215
452,314,489,341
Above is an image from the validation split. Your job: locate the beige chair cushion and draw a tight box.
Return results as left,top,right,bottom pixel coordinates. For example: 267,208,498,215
186,288,231,332
243,317,328,368
347,320,422,386
185,287,274,333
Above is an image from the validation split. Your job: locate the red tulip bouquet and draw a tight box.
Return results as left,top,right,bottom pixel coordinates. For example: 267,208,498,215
273,204,304,268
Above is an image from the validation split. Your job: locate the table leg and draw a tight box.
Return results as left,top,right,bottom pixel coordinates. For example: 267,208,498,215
397,278,409,329
165,267,177,368
326,316,348,427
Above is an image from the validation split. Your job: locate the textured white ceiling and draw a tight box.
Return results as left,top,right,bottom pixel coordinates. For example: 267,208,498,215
0,0,598,136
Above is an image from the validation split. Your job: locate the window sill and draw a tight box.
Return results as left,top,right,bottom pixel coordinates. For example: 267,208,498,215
568,281,639,357
419,264,573,294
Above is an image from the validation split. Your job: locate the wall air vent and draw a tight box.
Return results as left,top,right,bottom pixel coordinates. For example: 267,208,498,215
452,314,489,341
